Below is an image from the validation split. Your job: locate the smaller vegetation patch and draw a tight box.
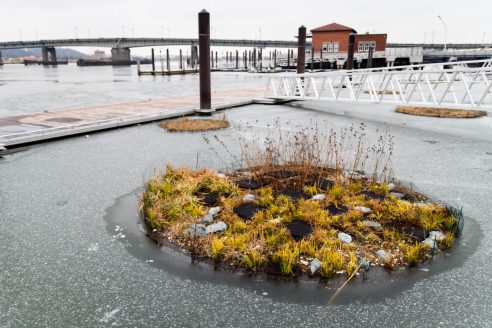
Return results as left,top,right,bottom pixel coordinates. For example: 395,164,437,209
396,106,486,118
161,116,230,132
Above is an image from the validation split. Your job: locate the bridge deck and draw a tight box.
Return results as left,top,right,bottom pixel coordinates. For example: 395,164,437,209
0,87,265,148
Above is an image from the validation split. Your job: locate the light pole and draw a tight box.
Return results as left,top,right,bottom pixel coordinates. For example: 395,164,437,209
437,15,447,50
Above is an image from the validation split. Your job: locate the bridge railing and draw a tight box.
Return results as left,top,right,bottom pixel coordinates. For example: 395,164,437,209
265,64,492,109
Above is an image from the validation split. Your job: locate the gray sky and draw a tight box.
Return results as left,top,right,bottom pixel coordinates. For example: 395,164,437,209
1,0,491,54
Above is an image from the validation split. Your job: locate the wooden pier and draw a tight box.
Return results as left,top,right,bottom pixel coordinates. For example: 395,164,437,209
0,87,269,149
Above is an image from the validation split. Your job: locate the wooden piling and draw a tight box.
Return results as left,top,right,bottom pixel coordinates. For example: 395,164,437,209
311,46,314,72
151,48,155,74
166,49,170,71
297,26,306,74
367,46,374,69
179,49,183,70
347,33,355,70
198,9,211,110
259,48,262,71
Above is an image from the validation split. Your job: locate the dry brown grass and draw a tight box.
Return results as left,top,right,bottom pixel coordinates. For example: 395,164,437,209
161,116,230,132
396,106,487,118
364,90,401,95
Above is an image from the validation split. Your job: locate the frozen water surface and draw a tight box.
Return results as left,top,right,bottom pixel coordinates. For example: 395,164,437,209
1,70,492,327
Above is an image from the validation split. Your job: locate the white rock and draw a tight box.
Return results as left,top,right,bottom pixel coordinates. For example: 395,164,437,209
310,258,322,274
362,220,382,229
354,206,373,214
205,221,227,234
242,194,256,203
344,170,365,180
422,238,437,249
389,192,404,199
375,250,389,260
387,183,396,191
217,173,226,179
338,232,352,244
429,231,446,241
183,224,207,237
311,194,326,201
208,206,221,216
202,213,214,223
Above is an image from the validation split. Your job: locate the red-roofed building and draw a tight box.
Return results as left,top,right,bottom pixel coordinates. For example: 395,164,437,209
309,22,388,68
311,22,387,54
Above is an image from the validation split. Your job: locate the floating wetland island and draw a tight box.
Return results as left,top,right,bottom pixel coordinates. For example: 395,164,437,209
141,124,463,281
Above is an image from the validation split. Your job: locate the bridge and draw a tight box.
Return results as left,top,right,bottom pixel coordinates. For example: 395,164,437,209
0,37,303,50
1,37,491,66
0,37,306,65
1,38,490,51
265,59,492,110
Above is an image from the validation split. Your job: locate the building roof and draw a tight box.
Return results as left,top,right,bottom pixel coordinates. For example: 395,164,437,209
311,23,356,33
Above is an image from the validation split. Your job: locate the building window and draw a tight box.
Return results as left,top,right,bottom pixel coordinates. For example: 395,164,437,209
358,41,376,52
322,42,339,53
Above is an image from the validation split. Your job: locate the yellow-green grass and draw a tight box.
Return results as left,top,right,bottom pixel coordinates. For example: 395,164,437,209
141,164,460,278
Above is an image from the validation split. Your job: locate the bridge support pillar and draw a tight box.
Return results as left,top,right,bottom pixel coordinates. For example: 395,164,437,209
41,46,57,64
0,51,3,65
111,47,131,65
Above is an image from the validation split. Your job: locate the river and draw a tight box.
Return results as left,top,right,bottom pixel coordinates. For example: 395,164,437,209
0,63,491,327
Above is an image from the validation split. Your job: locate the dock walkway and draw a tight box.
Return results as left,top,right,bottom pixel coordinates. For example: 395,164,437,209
0,87,266,148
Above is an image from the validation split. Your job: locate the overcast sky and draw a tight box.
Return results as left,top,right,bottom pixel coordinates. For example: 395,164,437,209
1,0,491,54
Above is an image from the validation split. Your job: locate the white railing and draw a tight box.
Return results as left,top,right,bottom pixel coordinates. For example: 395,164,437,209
265,61,492,109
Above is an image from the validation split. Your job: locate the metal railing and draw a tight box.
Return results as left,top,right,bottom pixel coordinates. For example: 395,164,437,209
265,60,492,109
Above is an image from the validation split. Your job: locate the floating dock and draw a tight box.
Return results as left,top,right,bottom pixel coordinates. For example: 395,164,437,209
138,69,199,76
0,87,274,149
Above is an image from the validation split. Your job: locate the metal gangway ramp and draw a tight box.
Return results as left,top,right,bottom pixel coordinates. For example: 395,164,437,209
265,59,492,110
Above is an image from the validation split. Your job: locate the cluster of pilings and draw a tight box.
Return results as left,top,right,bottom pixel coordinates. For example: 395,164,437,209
143,46,297,74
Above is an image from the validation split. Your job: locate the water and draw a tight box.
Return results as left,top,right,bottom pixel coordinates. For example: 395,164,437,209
1,65,492,327
0,63,266,117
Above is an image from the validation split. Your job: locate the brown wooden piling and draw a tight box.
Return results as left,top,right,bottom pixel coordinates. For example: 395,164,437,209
297,26,306,74
347,33,355,70
198,9,211,110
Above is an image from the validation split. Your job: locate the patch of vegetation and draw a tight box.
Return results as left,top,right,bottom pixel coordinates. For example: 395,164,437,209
141,123,462,280
161,115,230,132
395,106,486,118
